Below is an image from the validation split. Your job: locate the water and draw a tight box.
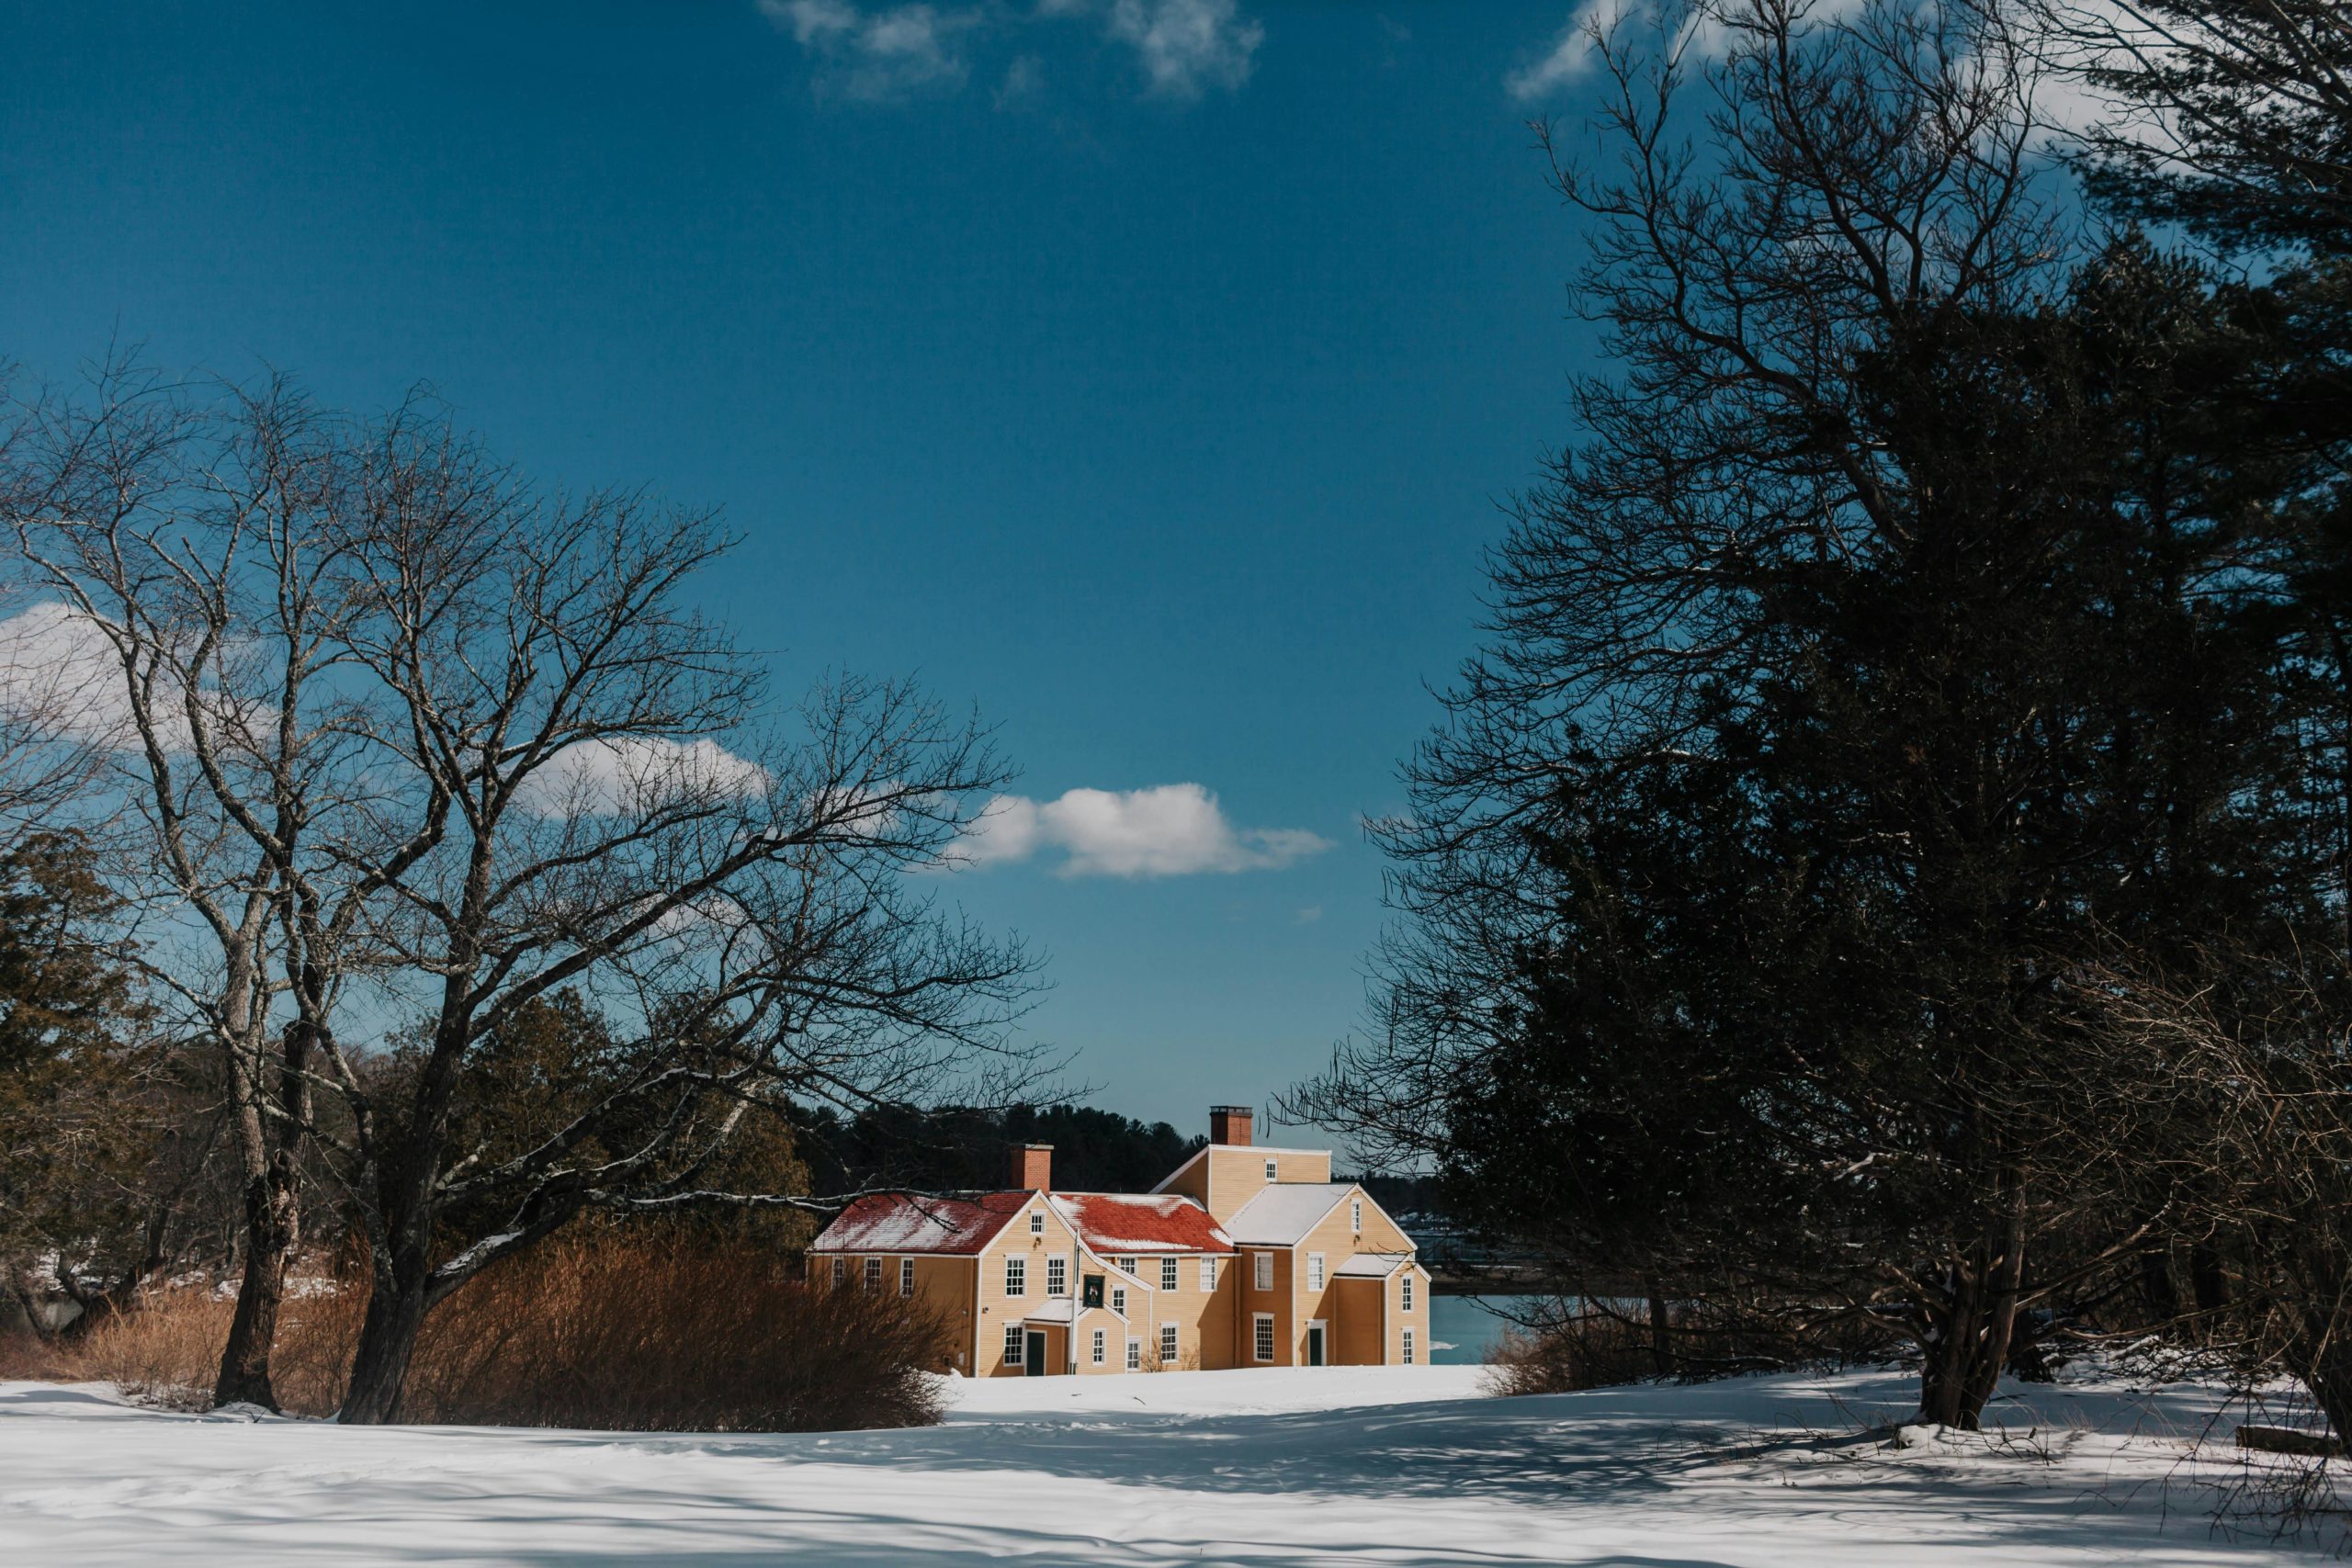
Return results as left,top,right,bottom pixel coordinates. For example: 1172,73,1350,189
1429,1293,1516,1366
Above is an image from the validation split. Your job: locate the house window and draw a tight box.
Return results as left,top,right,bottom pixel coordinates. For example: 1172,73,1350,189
1046,1257,1068,1295
1160,1324,1179,1365
1005,1256,1026,1296
1112,1285,1126,1315
1253,1252,1272,1292
1400,1272,1415,1313
1091,1328,1105,1365
1200,1257,1216,1291
831,1258,845,1289
1125,1337,1141,1371
1119,1257,1137,1274
1160,1258,1179,1292
1004,1324,1024,1364
1402,1327,1416,1365
1351,1199,1363,1232
1029,1211,1045,1235
899,1258,915,1297
865,1258,883,1291
1306,1253,1325,1291
1264,1158,1278,1181
1253,1313,1274,1362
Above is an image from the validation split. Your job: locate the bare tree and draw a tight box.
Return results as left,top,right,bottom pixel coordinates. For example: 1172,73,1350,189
245,396,1041,1424
6,362,395,1406
6,362,1041,1421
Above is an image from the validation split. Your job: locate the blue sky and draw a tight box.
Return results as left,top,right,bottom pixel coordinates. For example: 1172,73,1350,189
1,1,1608,1145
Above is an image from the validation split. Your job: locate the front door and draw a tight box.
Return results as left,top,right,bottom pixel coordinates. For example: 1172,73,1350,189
1024,1330,1048,1376
1306,1323,1326,1367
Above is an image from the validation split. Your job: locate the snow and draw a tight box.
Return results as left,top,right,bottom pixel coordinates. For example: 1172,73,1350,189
1222,1181,1354,1244
1333,1251,1411,1278
0,1365,2340,1563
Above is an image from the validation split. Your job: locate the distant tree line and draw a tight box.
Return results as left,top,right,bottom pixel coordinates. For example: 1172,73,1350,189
1289,0,2352,1431
791,1101,1204,1197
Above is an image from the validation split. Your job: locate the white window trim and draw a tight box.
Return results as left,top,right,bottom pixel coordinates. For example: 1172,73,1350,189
1091,1328,1105,1366
1159,1257,1179,1292
1253,1251,1272,1292
1264,1157,1279,1181
1402,1327,1417,1365
1119,1257,1137,1274
863,1257,883,1291
1005,1255,1026,1296
1199,1256,1216,1291
1003,1324,1024,1363
1252,1312,1275,1363
1029,1210,1045,1235
1046,1256,1068,1296
1111,1285,1126,1315
1400,1272,1415,1313
899,1258,915,1297
1351,1199,1363,1232
1306,1252,1325,1291
1125,1337,1141,1371
831,1258,845,1288
1160,1324,1179,1365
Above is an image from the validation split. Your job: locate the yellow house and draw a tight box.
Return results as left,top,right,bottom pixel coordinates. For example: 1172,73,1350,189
806,1105,1430,1376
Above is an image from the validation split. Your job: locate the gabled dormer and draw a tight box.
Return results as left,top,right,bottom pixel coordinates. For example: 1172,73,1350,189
1150,1104,1332,1224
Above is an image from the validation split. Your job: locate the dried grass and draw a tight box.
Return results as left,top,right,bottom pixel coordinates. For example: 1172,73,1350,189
52,1237,945,1430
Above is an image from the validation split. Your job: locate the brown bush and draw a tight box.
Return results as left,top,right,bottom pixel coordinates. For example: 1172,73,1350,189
53,1237,945,1431
1482,1314,1657,1396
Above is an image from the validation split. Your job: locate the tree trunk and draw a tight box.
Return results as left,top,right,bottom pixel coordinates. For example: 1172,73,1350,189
212,1159,295,1408
339,1247,431,1425
1917,1186,2028,1431
1645,1275,1673,1377
213,1007,299,1412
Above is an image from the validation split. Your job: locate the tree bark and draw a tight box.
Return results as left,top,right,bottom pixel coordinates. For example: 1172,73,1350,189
212,964,299,1412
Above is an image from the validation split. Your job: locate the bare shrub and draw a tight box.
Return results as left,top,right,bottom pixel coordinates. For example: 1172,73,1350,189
396,1238,946,1432
1482,1314,1656,1396
65,1287,234,1409
51,1237,944,1431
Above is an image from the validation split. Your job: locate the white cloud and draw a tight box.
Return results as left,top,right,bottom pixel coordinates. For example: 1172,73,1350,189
1507,0,1625,99
758,0,977,100
0,601,240,755
993,52,1046,111
758,0,1262,103
520,737,770,818
953,783,1329,877
1103,0,1262,97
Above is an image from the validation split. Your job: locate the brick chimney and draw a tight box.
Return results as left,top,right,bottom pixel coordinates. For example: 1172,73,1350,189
1209,1104,1253,1147
1009,1143,1053,1191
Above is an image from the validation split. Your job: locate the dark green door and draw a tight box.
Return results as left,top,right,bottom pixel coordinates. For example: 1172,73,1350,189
1024,1330,1047,1376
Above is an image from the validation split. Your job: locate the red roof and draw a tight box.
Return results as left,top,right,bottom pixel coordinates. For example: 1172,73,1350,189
808,1190,1030,1255
808,1189,1233,1258
1051,1193,1233,1256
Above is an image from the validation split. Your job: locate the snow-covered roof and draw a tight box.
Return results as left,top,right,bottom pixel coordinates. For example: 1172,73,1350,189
810,1188,1233,1258
1051,1192,1233,1256
808,1190,1030,1255
1223,1183,1356,1246
1333,1252,1412,1280
1018,1299,1079,1324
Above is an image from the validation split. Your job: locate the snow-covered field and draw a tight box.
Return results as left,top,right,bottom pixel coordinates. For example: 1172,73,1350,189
0,1362,2339,1564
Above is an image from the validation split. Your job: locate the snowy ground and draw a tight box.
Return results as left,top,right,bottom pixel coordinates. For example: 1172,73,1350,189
1,1362,2342,1564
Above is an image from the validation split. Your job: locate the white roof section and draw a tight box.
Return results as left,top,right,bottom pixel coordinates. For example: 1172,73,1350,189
1017,1299,1078,1324
1334,1252,1413,1280
1223,1183,1355,1246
